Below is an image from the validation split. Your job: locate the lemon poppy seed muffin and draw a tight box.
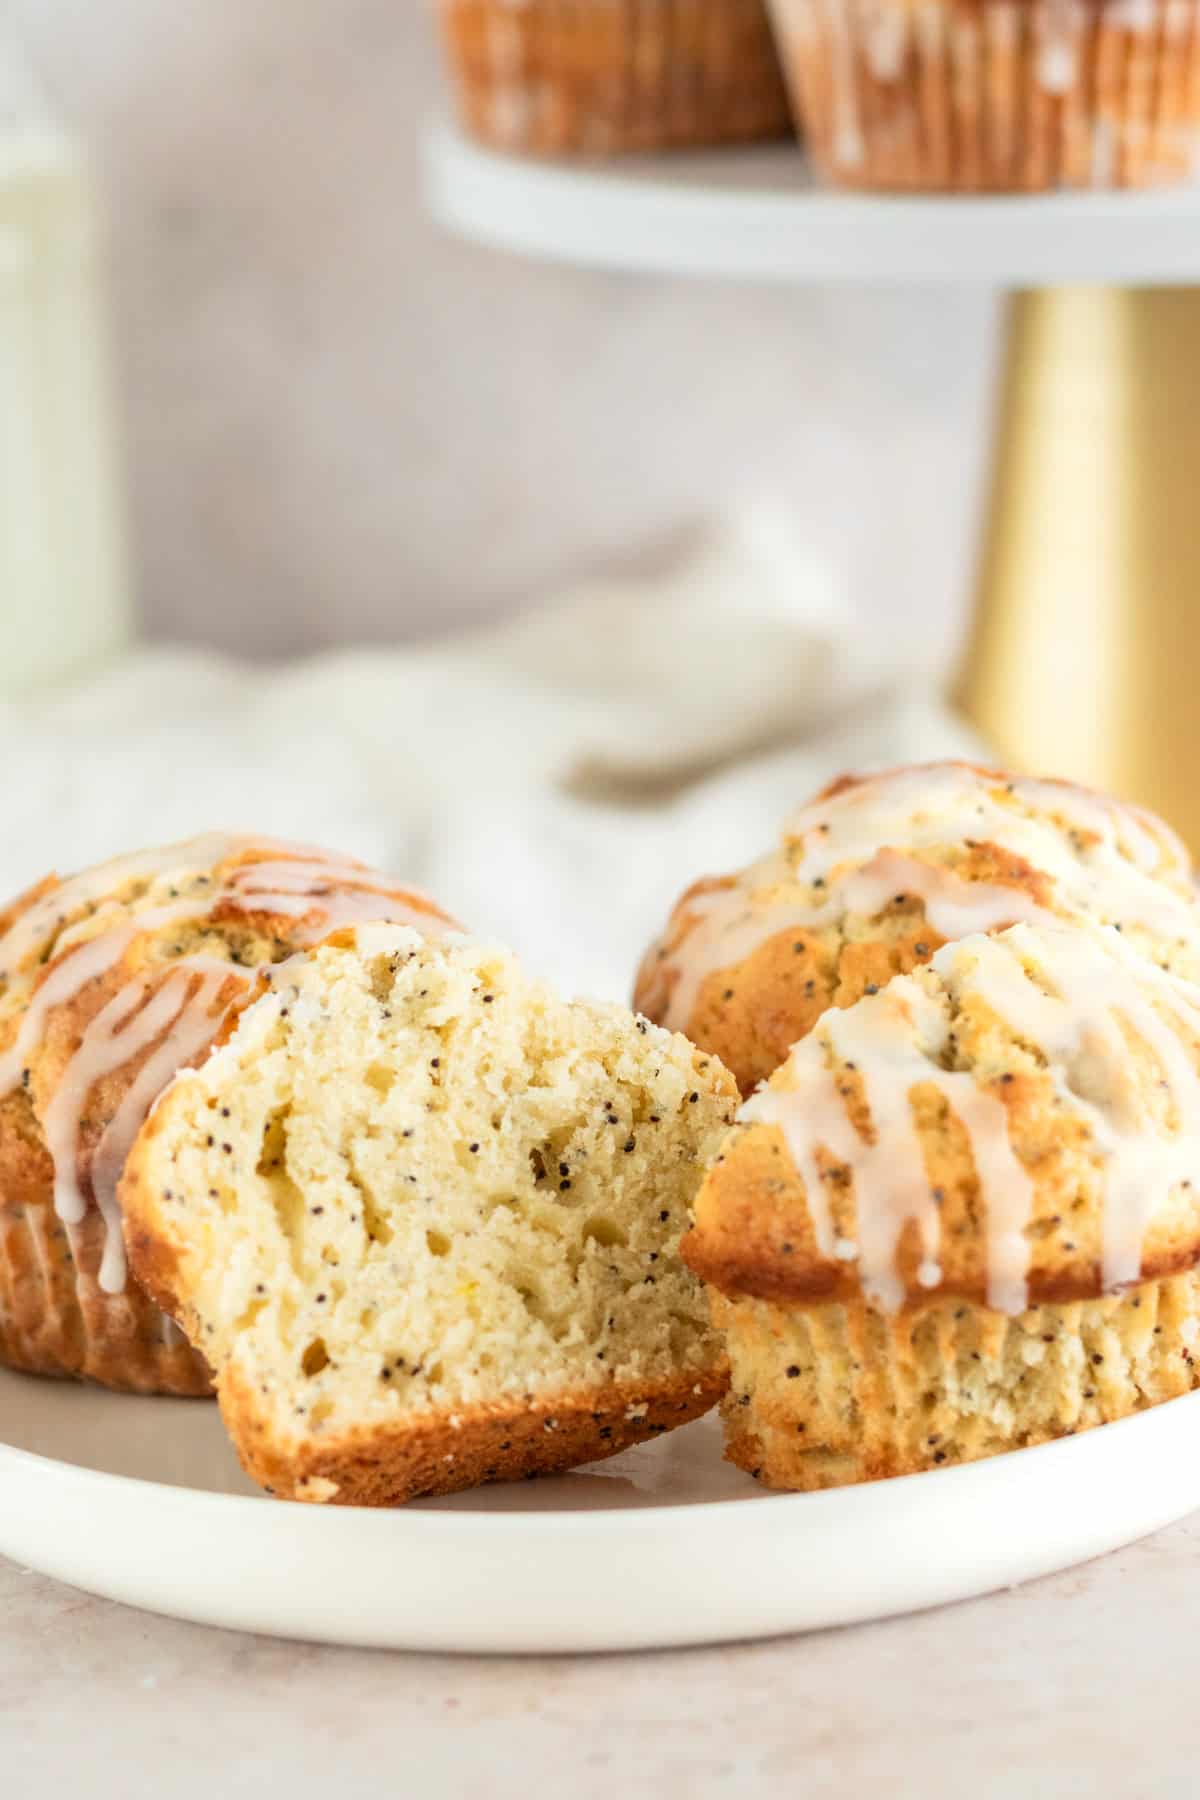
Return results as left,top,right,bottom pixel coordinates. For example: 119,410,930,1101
0,836,456,1395
769,0,1200,191
635,762,1200,1097
686,921,1200,1491
437,0,791,156
121,926,737,1504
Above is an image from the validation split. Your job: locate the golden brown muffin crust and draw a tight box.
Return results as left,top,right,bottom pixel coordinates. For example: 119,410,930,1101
687,924,1200,1314
635,760,1200,1097
0,836,457,1394
438,0,791,158
203,1364,726,1505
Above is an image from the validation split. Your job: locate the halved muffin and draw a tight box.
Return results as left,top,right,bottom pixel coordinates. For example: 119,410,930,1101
685,920,1200,1489
635,761,1200,1096
0,836,455,1394
121,926,736,1503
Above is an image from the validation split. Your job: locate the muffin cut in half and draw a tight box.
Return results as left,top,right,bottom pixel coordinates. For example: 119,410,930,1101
686,920,1200,1491
635,761,1200,1097
0,834,455,1395
122,926,736,1504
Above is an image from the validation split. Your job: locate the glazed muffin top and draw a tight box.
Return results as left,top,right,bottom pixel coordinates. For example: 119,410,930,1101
0,834,456,1296
685,920,1200,1317
634,761,1200,1096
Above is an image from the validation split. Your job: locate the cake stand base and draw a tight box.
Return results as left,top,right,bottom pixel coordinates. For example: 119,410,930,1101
957,286,1200,849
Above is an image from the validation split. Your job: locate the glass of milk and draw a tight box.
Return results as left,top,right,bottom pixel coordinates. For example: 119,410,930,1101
0,35,129,696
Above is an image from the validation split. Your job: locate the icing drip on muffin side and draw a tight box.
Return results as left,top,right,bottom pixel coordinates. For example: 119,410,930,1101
0,835,453,1294
742,923,1200,1317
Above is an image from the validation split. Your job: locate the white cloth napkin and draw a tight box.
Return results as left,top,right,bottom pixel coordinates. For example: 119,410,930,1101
0,512,982,1002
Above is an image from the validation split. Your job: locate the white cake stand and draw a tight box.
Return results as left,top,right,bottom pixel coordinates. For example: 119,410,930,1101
424,121,1200,286
423,119,1200,849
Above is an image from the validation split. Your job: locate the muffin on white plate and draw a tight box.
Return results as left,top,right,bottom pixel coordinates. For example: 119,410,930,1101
686,920,1200,1490
635,761,1200,1097
0,834,456,1396
122,926,736,1504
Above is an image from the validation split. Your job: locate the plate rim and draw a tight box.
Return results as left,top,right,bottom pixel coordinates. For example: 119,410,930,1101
4,1379,1199,1535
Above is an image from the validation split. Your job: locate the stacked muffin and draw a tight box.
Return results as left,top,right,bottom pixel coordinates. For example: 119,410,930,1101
436,0,791,154
434,1,1200,190
636,762,1200,1487
766,0,1200,190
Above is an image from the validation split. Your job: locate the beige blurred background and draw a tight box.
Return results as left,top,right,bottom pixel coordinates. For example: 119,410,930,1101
7,0,1000,671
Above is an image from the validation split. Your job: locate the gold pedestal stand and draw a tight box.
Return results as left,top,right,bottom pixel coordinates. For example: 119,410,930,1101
956,288,1200,847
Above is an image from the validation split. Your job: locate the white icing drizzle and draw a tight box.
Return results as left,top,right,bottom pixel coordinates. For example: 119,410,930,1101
1109,0,1156,28
89,966,242,1294
656,860,822,1033
225,858,393,903
743,977,1034,1313
958,926,1200,1293
822,0,865,166
654,764,1195,1032
656,845,1051,1033
779,767,1179,896
838,847,1050,939
0,931,135,1095
0,897,209,1094
864,0,909,80
224,858,442,934
0,833,242,985
0,834,444,984
1037,40,1076,93
42,972,199,1229
1037,0,1080,92
741,923,1200,1317
0,837,449,1295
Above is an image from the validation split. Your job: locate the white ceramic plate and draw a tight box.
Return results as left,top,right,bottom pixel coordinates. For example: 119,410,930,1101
2,1366,1198,1653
